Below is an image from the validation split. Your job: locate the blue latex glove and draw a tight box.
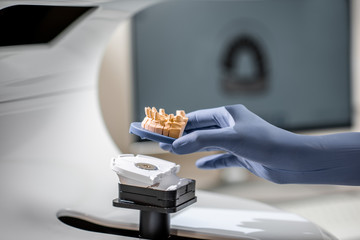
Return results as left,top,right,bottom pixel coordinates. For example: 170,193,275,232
160,104,360,185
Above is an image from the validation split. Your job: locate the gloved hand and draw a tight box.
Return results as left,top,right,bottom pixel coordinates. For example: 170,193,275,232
160,104,360,185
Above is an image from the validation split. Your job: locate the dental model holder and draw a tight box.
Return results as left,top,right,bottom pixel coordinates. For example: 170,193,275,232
111,154,196,239
113,180,196,239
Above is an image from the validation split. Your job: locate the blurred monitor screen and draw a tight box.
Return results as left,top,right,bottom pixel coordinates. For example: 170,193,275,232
131,0,350,137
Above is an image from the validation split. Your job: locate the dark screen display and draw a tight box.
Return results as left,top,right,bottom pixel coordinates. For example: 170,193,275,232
0,5,94,47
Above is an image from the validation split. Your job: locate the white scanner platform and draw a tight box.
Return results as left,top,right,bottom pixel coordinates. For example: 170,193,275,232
56,191,336,240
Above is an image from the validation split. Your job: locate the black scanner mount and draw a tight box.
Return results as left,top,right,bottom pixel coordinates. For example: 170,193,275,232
113,180,197,239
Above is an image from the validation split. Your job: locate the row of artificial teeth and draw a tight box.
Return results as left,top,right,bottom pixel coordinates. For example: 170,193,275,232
141,107,188,138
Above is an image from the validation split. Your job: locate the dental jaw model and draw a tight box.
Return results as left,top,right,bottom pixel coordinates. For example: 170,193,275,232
113,108,196,239
141,107,188,139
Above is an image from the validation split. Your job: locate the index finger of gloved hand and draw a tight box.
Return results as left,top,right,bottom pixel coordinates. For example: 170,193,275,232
185,107,232,131
160,138,222,154
196,153,245,169
172,128,231,154
159,142,172,152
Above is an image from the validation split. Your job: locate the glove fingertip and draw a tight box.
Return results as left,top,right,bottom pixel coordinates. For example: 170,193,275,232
159,142,172,151
171,134,199,154
196,159,215,169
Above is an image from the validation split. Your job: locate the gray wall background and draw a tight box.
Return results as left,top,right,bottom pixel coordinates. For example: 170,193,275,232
132,0,350,130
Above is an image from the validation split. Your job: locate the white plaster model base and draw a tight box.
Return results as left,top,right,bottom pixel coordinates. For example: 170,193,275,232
111,154,190,190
